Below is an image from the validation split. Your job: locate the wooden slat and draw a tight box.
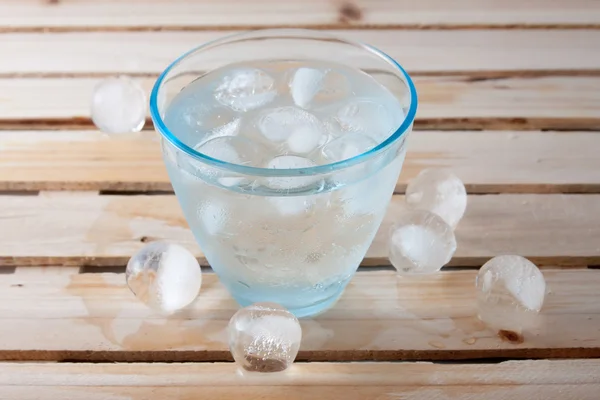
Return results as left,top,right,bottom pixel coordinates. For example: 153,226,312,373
0,360,599,400
2,0,600,30
1,130,600,194
0,194,598,267
1,30,599,76
0,269,598,361
2,76,599,130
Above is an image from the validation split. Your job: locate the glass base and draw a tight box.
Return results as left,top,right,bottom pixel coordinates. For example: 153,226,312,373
232,287,345,318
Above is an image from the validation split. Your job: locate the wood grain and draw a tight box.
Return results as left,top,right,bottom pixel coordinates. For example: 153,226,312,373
1,130,600,194
0,194,599,267
2,75,600,130
1,30,599,76
0,360,599,400
2,0,599,30
0,269,598,362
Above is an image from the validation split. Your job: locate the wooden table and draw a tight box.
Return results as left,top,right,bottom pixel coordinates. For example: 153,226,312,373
1,1,600,398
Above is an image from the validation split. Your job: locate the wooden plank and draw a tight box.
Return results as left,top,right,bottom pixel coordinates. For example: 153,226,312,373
2,0,600,30
0,361,599,400
2,76,600,130
0,269,598,361
0,193,598,267
1,30,599,76
1,130,600,194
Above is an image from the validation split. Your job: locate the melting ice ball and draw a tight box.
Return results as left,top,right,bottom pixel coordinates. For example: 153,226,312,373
228,302,302,373
126,241,202,313
91,76,147,134
405,168,467,229
476,255,546,338
389,209,457,275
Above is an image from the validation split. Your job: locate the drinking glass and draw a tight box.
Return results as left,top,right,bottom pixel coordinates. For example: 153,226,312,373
150,29,417,317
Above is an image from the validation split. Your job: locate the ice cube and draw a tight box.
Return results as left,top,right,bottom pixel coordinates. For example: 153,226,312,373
91,76,146,134
163,91,238,146
405,168,467,229
476,255,546,336
197,201,228,236
193,136,264,186
126,241,201,313
290,68,325,108
389,209,457,275
257,106,325,147
215,68,276,112
228,302,302,373
336,99,397,141
321,132,377,163
265,155,320,191
287,125,325,154
267,195,316,217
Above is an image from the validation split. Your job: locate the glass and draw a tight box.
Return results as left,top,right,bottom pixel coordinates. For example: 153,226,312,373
150,29,417,317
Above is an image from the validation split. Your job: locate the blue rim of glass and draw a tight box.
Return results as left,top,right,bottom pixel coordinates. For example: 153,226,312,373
150,29,418,177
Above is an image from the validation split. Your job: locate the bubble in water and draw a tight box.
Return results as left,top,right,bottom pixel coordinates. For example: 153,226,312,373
389,209,456,275
405,168,467,229
215,68,277,112
228,302,302,373
91,76,146,134
265,155,320,191
126,241,202,313
476,255,546,335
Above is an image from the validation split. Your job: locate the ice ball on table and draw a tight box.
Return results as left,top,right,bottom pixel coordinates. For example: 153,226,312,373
126,241,202,313
215,68,276,112
476,255,546,340
405,168,467,229
389,209,457,275
258,106,325,154
228,302,302,373
91,76,147,134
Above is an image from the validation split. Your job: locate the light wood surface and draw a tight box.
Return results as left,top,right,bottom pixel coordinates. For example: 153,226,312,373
0,194,598,267
2,130,599,193
2,0,599,30
1,360,599,400
0,269,597,362
3,76,599,130
2,30,599,76
1,0,599,396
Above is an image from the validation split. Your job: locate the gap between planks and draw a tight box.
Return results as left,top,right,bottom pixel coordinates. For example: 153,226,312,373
0,269,598,362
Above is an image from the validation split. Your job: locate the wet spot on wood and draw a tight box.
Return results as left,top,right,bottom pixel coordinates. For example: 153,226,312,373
498,329,524,344
338,2,363,23
428,341,446,349
463,337,477,345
